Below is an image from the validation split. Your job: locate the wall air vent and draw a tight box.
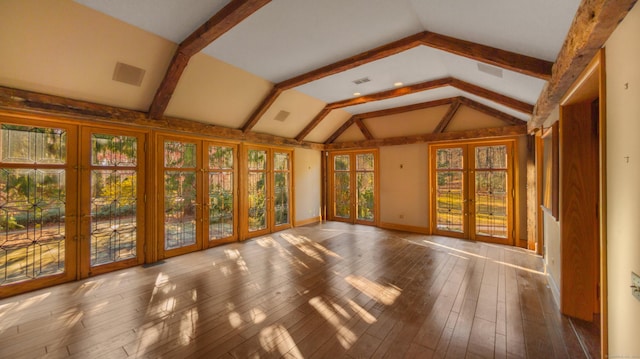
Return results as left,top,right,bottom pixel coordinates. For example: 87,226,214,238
352,77,371,85
113,62,146,87
274,110,290,122
477,63,503,78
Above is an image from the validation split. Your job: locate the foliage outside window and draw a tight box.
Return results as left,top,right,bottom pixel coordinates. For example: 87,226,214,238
0,124,67,285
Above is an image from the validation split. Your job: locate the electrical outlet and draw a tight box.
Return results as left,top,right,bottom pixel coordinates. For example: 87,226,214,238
632,272,640,301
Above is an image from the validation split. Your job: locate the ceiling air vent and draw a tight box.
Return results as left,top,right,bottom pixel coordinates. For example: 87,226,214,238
352,77,371,85
477,63,503,78
113,62,146,87
274,110,290,122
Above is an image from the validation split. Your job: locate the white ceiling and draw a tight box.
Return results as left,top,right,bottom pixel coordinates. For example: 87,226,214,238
294,45,546,105
69,0,582,139
75,0,231,43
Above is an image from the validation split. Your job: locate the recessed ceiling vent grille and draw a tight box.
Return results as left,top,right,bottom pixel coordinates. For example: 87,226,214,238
352,77,371,85
477,63,503,78
274,110,290,122
113,62,146,87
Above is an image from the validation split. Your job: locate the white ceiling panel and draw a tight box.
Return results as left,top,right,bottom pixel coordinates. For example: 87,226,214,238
202,0,424,82
294,46,449,103
74,0,230,43
407,0,581,61
295,45,546,105
436,51,547,104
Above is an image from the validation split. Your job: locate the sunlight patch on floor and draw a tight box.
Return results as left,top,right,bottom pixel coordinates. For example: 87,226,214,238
256,236,310,272
281,233,342,262
309,296,357,349
225,249,250,274
345,275,401,306
0,291,51,332
420,239,545,275
178,307,198,346
259,324,303,357
348,299,377,324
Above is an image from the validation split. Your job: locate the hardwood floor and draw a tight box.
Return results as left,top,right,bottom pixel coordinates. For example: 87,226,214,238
0,222,589,358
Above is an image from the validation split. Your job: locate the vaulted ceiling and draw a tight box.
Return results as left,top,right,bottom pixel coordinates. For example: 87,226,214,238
0,0,632,148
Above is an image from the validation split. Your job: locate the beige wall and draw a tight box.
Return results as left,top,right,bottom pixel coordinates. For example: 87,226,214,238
379,143,430,230
0,0,175,111
605,3,640,355
294,148,322,224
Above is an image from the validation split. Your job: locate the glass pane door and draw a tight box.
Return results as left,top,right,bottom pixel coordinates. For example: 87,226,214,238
472,144,510,242
247,149,268,234
207,144,236,244
356,153,375,223
434,147,466,236
333,154,351,220
273,151,290,229
162,139,200,256
82,130,144,276
0,122,77,295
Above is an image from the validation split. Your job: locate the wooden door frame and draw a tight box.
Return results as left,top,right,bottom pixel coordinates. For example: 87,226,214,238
156,133,204,259
79,125,147,278
203,140,239,247
326,149,380,226
558,49,607,356
0,114,79,298
429,143,468,239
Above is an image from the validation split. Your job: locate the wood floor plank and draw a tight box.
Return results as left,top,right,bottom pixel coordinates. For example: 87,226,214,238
0,223,593,359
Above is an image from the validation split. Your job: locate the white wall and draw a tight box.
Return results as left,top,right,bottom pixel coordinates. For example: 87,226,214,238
294,148,322,224
379,143,430,230
543,209,561,306
605,3,640,355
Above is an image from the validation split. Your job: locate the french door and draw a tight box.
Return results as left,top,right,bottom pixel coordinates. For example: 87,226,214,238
243,145,292,239
158,135,238,259
328,150,378,225
431,141,514,244
0,119,78,297
79,127,145,277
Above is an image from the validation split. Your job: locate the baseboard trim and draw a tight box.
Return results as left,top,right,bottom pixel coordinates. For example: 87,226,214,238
294,216,322,227
547,272,561,310
379,222,430,234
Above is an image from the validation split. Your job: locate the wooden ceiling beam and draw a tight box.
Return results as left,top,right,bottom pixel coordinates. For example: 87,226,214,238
148,0,271,120
450,78,534,114
328,78,453,109
325,124,528,150
241,87,282,132
457,97,526,126
241,32,426,133
353,118,374,140
421,32,553,80
0,86,322,150
324,117,356,144
433,99,462,134
528,0,637,130
296,78,453,141
295,106,332,142
355,97,456,119
301,77,531,141
242,28,551,134
278,32,427,91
